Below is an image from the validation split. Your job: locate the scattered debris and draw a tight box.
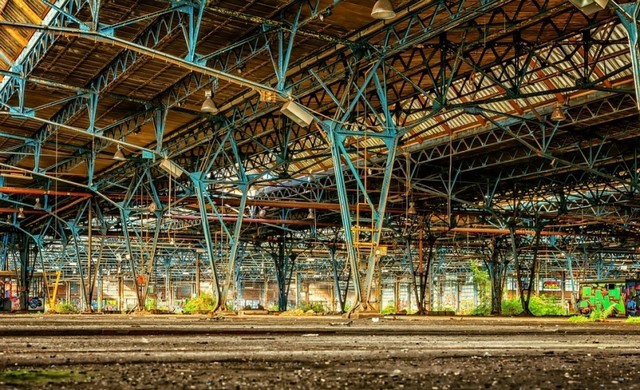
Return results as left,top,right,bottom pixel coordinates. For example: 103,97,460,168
329,321,353,327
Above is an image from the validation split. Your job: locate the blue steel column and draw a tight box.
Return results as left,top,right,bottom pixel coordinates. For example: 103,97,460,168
218,182,248,312
322,121,362,310
217,134,250,312
329,245,346,313
616,2,640,111
191,172,222,308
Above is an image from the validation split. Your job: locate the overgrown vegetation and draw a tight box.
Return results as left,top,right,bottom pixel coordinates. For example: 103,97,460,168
626,316,640,324
470,261,490,306
0,369,83,385
470,304,491,316
568,315,592,323
183,293,216,314
281,302,326,316
48,301,79,314
381,304,396,315
472,295,564,316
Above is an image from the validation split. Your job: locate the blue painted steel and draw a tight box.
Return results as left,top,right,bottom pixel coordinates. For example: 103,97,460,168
153,105,168,152
181,0,205,63
321,119,362,306
191,171,221,308
0,0,89,105
218,136,249,311
616,2,640,111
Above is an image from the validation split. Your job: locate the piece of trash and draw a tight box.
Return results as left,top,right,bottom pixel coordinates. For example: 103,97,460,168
302,333,319,337
329,321,353,327
371,317,380,323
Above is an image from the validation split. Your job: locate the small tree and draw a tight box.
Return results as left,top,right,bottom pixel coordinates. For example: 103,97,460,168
483,236,510,315
470,261,490,311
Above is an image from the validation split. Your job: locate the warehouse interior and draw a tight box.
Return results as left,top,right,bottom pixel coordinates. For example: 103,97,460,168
0,0,639,317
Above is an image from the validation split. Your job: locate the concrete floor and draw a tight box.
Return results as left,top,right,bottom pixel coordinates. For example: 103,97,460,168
0,314,639,389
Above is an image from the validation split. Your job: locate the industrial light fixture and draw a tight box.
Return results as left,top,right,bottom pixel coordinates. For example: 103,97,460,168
407,201,417,215
34,198,40,209
568,0,609,15
259,90,277,103
307,208,315,220
371,0,396,20
318,8,331,21
281,100,314,127
113,145,126,161
258,208,267,218
6,214,10,223
159,158,183,178
0,171,33,181
201,90,218,113
551,103,566,122
17,208,24,219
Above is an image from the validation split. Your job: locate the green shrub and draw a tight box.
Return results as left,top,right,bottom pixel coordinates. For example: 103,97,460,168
589,304,617,321
470,304,491,316
568,305,619,323
501,298,523,316
381,304,396,315
529,295,565,316
491,295,564,316
299,302,325,314
183,293,216,314
144,298,156,311
50,301,79,314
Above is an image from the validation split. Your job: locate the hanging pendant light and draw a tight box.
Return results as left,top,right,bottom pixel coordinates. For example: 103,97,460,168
201,90,218,113
17,208,24,219
407,201,417,215
551,103,566,122
371,0,396,20
113,145,126,161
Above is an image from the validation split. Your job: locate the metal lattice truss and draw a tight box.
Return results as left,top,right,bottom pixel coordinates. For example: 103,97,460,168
0,0,640,311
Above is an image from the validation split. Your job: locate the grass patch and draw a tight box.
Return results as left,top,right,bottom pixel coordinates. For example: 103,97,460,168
0,369,84,385
568,315,592,323
626,316,640,324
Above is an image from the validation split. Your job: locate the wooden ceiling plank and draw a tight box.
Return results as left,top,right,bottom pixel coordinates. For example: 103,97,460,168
12,0,41,24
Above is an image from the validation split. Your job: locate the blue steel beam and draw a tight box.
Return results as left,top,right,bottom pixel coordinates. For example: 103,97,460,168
89,0,520,187
6,6,188,169
55,0,341,177
0,0,90,105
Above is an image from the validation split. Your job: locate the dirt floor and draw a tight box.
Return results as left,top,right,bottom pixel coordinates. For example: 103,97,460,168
0,314,639,389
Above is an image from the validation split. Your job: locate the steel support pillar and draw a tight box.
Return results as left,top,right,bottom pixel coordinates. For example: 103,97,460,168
18,233,31,311
191,172,221,309
616,2,640,111
270,234,296,311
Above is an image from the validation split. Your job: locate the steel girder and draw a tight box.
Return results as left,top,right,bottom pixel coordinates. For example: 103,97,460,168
92,0,522,190
164,7,624,193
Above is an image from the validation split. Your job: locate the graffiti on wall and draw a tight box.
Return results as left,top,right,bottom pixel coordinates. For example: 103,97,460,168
578,280,626,316
625,280,640,317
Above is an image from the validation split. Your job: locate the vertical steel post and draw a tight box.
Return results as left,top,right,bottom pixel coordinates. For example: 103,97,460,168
616,3,640,111
191,172,221,309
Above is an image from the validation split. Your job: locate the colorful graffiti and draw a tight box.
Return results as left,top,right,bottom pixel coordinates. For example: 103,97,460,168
625,280,640,317
578,280,626,317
